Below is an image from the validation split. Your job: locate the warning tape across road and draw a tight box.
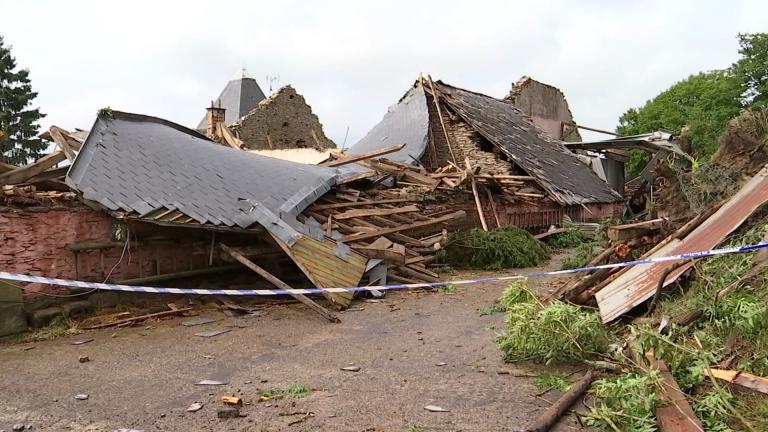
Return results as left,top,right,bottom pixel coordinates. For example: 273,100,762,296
2,243,767,297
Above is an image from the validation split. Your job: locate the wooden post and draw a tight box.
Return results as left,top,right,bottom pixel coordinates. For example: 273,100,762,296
466,157,488,231
427,75,458,166
524,369,595,432
219,243,340,323
483,186,501,229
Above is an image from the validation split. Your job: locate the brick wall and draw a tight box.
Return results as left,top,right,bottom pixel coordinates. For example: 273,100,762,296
0,206,216,299
505,77,582,142
233,85,336,151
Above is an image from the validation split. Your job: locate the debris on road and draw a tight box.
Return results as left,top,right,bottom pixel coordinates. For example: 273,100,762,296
203,355,215,359
424,405,450,412
182,318,216,326
194,329,231,337
341,365,361,372
522,369,594,432
78,355,89,363
71,337,93,345
195,380,227,386
75,394,89,400
222,396,243,406
186,402,203,412
217,406,240,419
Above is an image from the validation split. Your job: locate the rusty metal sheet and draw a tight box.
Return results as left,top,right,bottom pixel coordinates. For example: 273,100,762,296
596,165,768,323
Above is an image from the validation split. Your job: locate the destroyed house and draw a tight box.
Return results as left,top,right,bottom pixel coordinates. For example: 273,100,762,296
347,79,623,228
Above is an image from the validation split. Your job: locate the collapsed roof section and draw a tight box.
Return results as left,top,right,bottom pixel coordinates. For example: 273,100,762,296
346,86,430,165
196,67,267,129
431,81,621,206
67,111,356,245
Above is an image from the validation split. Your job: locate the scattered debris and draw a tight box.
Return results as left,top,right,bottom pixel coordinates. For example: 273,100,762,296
71,337,93,345
340,365,361,372
75,394,89,400
195,380,227,386
217,406,240,419
12,424,28,431
436,362,447,367
78,356,89,363
194,329,231,338
186,402,203,412
182,318,217,326
424,405,450,412
203,355,215,359
524,369,594,432
222,396,243,407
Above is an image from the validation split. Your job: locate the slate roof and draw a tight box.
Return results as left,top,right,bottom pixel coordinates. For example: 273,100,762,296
346,86,429,165
433,81,622,206
196,68,267,129
68,111,354,244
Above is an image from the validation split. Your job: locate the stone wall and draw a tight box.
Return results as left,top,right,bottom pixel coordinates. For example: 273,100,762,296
233,85,336,151
505,76,582,142
424,94,522,176
0,206,216,299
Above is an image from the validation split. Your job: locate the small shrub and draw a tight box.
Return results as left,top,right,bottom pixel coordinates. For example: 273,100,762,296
257,383,311,399
548,226,585,249
476,305,503,316
440,227,549,270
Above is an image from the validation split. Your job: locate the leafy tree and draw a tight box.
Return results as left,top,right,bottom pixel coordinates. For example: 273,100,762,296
733,32,768,106
618,70,742,174
0,35,46,165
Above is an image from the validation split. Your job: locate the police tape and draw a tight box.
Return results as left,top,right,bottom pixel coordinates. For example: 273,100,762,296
2,242,767,297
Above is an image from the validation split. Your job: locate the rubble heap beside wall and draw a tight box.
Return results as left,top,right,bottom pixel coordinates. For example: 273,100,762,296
233,85,336,151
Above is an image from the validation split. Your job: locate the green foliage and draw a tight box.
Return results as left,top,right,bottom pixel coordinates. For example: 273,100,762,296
98,106,114,118
496,281,609,364
0,35,47,165
475,305,503,316
585,372,662,432
440,226,549,270
257,383,311,399
561,243,594,270
618,70,743,174
547,226,585,249
24,316,81,342
499,279,535,310
533,371,572,393
733,33,768,107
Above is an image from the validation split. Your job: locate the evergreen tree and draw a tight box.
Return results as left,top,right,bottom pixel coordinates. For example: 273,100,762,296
0,35,46,165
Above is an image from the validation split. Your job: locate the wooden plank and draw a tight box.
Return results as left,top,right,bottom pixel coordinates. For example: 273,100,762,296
335,205,419,220
217,123,244,149
466,158,488,231
49,126,76,162
291,239,368,269
366,160,440,188
320,143,406,167
607,218,666,241
220,243,340,321
646,352,703,432
24,166,69,184
335,171,377,185
405,255,425,265
427,75,458,165
534,228,566,240
338,211,466,243
83,307,192,330
368,237,393,250
485,187,501,229
0,151,66,185
392,243,406,256
354,247,405,265
398,266,438,283
290,246,365,285
708,369,768,395
407,263,438,279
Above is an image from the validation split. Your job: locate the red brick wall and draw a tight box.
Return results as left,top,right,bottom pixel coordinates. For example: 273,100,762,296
0,206,214,299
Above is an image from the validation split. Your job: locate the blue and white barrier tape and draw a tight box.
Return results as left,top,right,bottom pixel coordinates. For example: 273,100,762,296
2,242,767,297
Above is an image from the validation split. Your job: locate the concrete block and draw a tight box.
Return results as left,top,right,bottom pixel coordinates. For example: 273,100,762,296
88,291,119,308
28,308,65,328
0,280,27,336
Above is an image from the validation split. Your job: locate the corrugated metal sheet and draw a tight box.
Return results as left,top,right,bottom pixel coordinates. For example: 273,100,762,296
596,165,768,323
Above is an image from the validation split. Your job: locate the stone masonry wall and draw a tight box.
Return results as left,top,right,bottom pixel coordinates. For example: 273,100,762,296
0,206,214,299
233,85,336,151
424,94,521,176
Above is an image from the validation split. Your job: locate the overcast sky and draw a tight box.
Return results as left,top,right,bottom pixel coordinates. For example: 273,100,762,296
2,0,766,145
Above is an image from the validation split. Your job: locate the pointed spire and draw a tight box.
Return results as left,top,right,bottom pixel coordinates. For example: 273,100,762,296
231,67,252,80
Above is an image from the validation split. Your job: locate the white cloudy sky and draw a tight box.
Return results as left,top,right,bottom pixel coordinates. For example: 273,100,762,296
2,0,767,145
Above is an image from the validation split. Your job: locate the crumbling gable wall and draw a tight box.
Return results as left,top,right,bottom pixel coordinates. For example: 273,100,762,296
505,76,582,142
233,85,336,151
424,94,522,176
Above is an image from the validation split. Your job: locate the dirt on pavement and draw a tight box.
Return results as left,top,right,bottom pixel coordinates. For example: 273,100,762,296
0,252,588,432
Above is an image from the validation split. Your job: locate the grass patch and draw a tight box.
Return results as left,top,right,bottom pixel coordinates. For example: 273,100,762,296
257,383,311,400
24,316,82,342
533,371,572,393
439,226,549,270
437,285,457,294
560,243,595,270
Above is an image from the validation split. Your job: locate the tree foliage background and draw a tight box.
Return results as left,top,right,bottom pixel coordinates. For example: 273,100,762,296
618,33,768,175
0,35,46,165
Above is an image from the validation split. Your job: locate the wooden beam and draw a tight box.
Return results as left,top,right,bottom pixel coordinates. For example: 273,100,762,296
355,247,405,265
335,205,419,220
646,352,703,432
308,198,417,211
217,123,244,149
708,369,768,395
0,151,66,185
427,75,457,166
338,211,466,243
334,171,377,185
320,143,406,167
606,218,666,241
562,121,619,137
83,307,193,330
466,158,488,231
219,243,340,322
523,369,594,432
366,161,440,188
49,126,77,162
24,166,69,184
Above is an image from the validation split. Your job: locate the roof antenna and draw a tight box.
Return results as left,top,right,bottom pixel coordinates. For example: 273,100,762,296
266,75,280,93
